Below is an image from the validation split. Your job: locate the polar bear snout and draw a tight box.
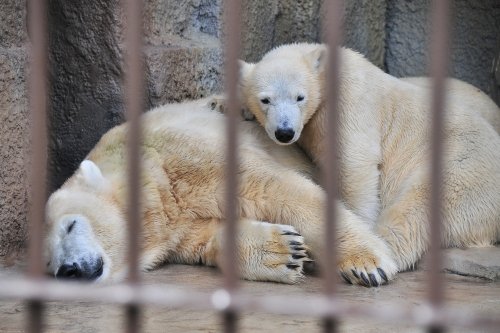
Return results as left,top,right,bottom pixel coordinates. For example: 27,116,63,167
263,102,303,145
275,127,295,143
56,257,104,281
46,214,110,282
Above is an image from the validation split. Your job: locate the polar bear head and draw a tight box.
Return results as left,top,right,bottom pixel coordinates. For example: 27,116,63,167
45,160,127,282
239,43,327,145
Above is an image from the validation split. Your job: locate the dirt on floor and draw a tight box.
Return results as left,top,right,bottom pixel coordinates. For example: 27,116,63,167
0,248,499,333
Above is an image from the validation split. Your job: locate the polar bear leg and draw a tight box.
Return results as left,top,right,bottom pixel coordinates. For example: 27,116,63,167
333,204,398,287
237,167,398,286
376,143,500,272
207,219,311,284
375,179,430,271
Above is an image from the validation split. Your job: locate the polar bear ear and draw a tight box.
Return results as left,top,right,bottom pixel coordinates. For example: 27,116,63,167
79,160,108,191
238,60,255,82
306,45,327,72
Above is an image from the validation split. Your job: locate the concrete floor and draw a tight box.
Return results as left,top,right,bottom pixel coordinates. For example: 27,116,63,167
0,256,499,333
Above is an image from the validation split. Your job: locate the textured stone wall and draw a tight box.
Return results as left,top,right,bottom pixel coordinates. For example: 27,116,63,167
49,0,225,190
0,0,29,257
385,0,500,96
48,0,125,191
241,0,387,67
342,0,387,68
143,0,224,106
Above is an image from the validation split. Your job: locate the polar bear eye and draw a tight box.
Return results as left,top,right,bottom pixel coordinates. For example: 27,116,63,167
296,95,305,102
260,98,270,105
67,220,76,234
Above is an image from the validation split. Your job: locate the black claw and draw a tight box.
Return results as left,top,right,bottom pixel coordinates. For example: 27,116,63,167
377,268,388,283
286,263,301,270
292,254,306,260
368,273,379,287
360,272,370,286
292,246,306,252
351,269,359,279
282,231,301,236
289,241,303,246
303,261,316,275
340,272,352,284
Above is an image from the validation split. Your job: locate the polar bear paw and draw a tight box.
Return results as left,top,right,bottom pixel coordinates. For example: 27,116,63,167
206,95,255,120
337,239,398,287
207,95,227,113
238,222,312,284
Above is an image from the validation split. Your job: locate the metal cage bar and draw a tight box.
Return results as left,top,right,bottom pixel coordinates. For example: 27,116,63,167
27,0,49,331
322,0,345,332
222,0,243,332
427,1,452,332
123,0,145,332
0,279,498,329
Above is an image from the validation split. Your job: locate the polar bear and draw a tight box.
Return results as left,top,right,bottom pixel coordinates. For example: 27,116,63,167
401,77,500,133
45,96,397,286
238,43,500,285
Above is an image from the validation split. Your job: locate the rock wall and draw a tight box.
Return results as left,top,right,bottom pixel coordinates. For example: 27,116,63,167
0,0,29,257
241,0,387,67
48,0,125,191
48,0,225,190
385,0,500,97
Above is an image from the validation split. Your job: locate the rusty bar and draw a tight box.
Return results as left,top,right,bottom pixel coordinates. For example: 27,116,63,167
27,0,48,284
27,0,49,331
427,1,451,333
123,0,144,331
124,0,143,287
223,0,242,292
322,0,344,332
0,279,498,330
222,0,243,332
27,301,43,333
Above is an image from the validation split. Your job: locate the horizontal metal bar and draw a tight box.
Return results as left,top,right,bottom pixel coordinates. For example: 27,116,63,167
0,278,497,330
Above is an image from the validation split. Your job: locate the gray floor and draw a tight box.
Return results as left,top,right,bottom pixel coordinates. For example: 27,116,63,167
0,249,498,333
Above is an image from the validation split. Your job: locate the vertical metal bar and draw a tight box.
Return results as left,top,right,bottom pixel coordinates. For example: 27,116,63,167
26,301,43,333
223,0,243,332
123,0,144,332
27,0,49,331
427,1,451,332
322,1,344,332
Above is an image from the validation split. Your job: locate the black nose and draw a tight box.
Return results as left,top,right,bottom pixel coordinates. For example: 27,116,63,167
56,262,82,279
56,258,103,281
275,128,295,143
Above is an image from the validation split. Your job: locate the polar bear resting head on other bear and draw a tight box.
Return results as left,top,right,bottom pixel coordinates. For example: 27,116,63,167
238,43,500,285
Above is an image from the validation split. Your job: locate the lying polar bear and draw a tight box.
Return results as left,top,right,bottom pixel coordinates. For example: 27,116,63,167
45,97,396,285
238,43,500,286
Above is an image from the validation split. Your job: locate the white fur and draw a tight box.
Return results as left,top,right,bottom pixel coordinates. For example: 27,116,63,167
45,98,319,284
239,43,500,282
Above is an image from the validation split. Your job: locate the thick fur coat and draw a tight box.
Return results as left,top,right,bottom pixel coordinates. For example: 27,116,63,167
45,97,396,286
238,43,500,286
